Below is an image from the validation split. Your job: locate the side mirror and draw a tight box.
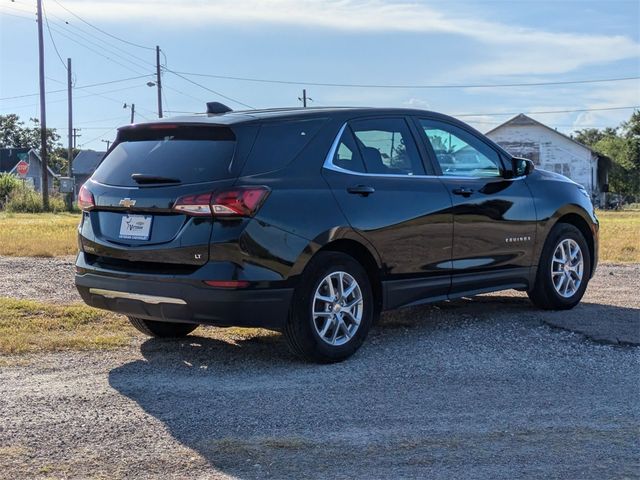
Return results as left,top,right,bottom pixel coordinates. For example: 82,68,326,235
512,157,535,177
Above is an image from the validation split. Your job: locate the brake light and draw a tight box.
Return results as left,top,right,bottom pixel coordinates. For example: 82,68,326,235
78,184,95,211
211,187,270,216
173,186,269,217
172,193,214,216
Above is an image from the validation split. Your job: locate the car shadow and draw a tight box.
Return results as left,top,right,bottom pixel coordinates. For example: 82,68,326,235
108,295,638,478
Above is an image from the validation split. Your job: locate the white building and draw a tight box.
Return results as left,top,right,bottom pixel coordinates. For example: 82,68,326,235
486,114,609,202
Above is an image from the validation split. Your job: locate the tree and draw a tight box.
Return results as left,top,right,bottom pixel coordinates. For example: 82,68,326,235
593,136,639,198
572,127,615,146
571,111,640,200
0,114,66,174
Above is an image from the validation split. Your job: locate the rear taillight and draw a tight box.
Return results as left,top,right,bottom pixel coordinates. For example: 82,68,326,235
78,184,95,211
172,193,214,216
173,186,269,217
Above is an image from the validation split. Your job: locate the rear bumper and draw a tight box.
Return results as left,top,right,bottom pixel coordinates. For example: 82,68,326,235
75,254,293,330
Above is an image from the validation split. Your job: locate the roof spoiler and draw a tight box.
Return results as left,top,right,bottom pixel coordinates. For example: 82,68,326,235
206,102,233,115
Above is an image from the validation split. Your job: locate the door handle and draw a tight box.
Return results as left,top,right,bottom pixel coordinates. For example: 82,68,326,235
452,187,474,197
347,185,375,196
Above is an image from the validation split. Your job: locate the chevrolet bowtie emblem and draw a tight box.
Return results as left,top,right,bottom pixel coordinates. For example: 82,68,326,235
119,198,136,208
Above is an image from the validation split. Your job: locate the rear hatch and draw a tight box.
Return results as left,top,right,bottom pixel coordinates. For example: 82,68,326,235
79,123,242,269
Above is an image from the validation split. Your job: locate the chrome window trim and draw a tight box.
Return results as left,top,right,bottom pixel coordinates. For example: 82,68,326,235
322,122,523,182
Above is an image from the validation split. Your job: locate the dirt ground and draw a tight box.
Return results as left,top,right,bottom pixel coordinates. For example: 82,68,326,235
0,258,638,479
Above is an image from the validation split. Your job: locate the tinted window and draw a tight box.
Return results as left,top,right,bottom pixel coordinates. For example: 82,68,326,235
350,118,423,175
419,120,502,177
92,126,236,186
333,127,366,173
242,119,326,175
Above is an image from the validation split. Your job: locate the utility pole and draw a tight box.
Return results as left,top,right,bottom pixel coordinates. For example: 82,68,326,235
298,89,312,108
36,0,49,209
156,46,163,118
72,128,81,149
101,139,111,150
67,57,73,211
123,103,135,123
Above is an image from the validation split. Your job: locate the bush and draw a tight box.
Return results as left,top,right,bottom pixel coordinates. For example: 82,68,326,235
5,183,66,213
0,173,21,208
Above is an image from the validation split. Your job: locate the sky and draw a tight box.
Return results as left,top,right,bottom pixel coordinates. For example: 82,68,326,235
1,0,639,151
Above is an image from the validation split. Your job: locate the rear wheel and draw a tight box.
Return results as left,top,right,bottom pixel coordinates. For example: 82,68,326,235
128,317,198,338
284,252,373,363
528,223,591,310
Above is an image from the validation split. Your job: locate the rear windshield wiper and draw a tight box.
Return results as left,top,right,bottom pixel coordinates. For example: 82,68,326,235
131,173,181,185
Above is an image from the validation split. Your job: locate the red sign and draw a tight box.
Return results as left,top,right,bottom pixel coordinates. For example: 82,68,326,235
16,160,29,177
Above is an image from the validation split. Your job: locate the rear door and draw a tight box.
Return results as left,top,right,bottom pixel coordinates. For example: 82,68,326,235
414,117,537,294
79,124,252,267
322,116,453,308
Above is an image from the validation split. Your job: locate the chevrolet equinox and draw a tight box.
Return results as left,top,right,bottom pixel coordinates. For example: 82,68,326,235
75,104,598,362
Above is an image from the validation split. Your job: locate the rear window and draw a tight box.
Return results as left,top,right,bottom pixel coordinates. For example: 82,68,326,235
91,125,236,186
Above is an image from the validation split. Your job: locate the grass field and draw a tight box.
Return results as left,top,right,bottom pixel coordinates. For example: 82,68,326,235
0,297,278,356
0,212,79,257
0,210,638,262
597,210,640,263
0,297,134,354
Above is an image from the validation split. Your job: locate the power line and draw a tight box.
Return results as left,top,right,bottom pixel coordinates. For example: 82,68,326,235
0,75,153,101
0,2,34,15
47,24,150,76
44,9,156,70
0,8,34,21
162,84,206,104
455,105,640,117
41,0,67,71
4,84,150,110
163,68,254,109
170,70,640,90
79,126,119,148
45,76,65,85
50,0,154,50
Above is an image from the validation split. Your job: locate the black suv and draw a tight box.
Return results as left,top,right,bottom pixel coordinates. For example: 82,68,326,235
75,106,598,362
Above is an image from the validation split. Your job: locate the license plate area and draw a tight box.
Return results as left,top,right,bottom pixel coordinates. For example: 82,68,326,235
119,214,152,240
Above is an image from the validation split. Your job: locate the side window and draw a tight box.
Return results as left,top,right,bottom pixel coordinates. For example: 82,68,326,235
350,118,424,175
419,120,503,177
243,118,326,175
332,127,366,173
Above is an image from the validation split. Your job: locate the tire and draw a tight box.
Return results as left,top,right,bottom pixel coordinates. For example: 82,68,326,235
284,252,374,363
128,316,198,338
528,223,591,310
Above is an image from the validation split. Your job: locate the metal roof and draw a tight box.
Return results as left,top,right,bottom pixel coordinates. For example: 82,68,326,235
485,113,600,156
72,150,106,175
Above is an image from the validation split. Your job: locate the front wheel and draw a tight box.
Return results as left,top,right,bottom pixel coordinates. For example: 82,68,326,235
284,252,374,363
128,317,198,338
528,223,591,310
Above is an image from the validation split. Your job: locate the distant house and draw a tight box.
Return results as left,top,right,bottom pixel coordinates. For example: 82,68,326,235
0,147,58,193
72,150,105,195
485,114,609,203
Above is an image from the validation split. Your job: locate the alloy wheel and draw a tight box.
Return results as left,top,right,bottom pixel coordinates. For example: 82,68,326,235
550,238,584,298
311,271,363,346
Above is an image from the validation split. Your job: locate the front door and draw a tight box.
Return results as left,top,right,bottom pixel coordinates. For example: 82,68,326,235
322,116,453,307
415,117,537,295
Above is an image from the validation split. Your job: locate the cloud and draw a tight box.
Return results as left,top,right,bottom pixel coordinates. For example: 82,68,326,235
52,0,640,75
403,98,431,109
570,81,640,131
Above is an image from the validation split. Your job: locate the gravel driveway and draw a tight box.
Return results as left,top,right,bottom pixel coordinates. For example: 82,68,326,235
0,259,638,479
